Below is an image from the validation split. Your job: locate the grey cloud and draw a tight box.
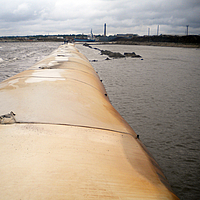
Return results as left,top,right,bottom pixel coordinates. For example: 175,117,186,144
0,0,199,36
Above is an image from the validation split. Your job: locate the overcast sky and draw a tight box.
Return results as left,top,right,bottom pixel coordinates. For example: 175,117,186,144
0,0,199,36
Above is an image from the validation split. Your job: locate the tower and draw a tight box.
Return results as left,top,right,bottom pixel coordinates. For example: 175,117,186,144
186,25,189,35
148,28,150,36
157,25,159,36
104,23,106,37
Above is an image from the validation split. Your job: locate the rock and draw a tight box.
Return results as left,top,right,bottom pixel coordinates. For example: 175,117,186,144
124,52,136,57
83,43,92,48
101,50,125,58
83,43,89,46
94,47,101,51
105,57,111,60
124,52,141,58
100,50,111,56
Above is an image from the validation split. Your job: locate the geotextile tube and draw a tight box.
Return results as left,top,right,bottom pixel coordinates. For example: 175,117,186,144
0,43,179,199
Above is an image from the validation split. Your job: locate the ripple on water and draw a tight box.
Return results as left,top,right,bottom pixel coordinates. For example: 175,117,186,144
76,44,200,200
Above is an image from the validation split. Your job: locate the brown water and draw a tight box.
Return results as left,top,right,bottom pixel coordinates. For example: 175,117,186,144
0,42,200,200
77,44,200,200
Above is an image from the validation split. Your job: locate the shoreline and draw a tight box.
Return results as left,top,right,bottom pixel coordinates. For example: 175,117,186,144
94,41,200,48
0,40,199,48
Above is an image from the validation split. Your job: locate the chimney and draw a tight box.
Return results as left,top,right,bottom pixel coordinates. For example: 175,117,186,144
104,23,106,37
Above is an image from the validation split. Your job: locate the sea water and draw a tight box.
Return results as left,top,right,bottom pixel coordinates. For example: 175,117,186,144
0,42,200,200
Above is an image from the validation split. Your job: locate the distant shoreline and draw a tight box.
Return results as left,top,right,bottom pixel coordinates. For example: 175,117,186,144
1,34,199,48
93,41,200,48
0,40,199,48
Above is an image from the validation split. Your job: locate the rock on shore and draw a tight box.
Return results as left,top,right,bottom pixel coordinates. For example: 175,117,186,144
83,43,142,59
